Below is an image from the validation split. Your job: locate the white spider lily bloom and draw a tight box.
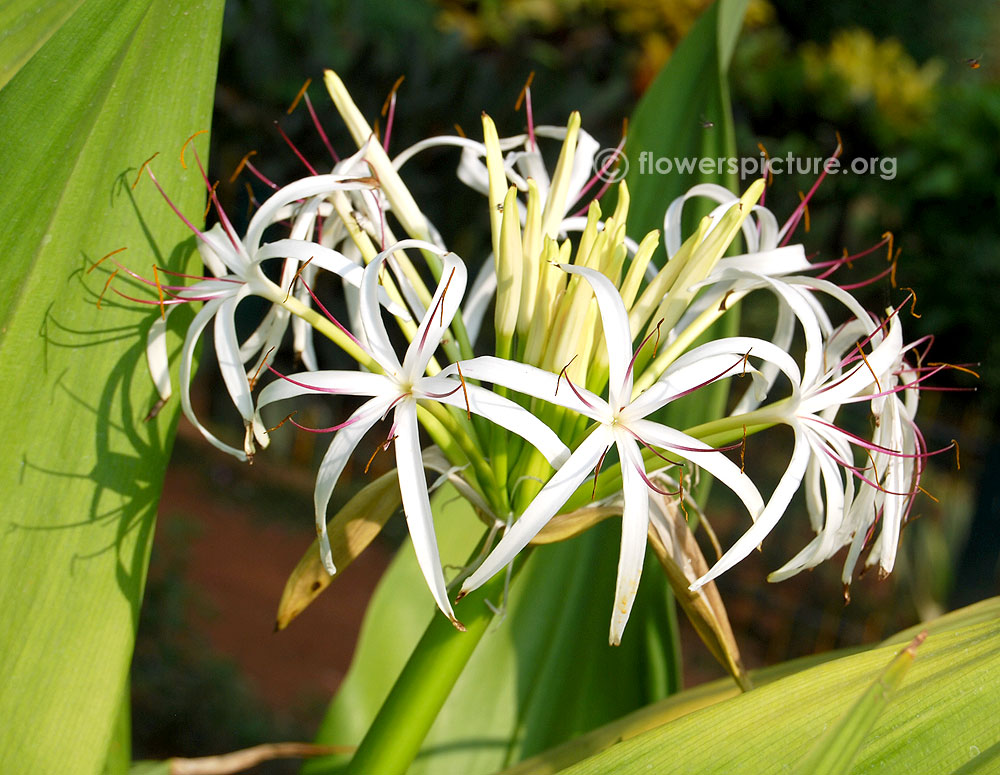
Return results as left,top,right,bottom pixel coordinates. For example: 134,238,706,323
691,309,906,592
253,240,569,626
145,174,393,462
837,343,923,585
452,264,765,644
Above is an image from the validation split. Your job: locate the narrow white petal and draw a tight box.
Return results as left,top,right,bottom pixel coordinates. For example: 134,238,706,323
237,304,284,365
214,288,255,422
392,135,487,171
419,378,570,467
257,240,364,286
609,434,649,645
256,370,390,411
402,249,467,378
442,356,608,419
558,263,634,407
179,297,247,460
691,426,811,590
244,174,376,252
198,223,245,277
630,418,764,520
146,309,173,403
313,395,396,574
714,244,810,276
800,313,903,414
393,400,458,622
460,429,613,594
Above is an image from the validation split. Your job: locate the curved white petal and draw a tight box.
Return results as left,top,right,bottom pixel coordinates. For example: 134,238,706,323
609,433,649,645
245,174,376,253
713,244,810,277
401,249,467,379
311,395,395,574
257,239,364,286
442,356,608,419
146,308,174,403
198,223,246,277
559,263,633,408
256,370,391,412
392,135,487,171
214,287,255,423
691,425,811,590
178,296,247,460
460,428,613,595
800,313,903,414
419,377,570,468
393,400,457,622
629,418,764,520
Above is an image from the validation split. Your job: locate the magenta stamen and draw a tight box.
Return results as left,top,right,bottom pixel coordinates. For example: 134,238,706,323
654,353,749,406
275,120,320,176
265,364,352,395
418,267,455,354
383,95,397,153
244,160,279,190
418,383,464,400
779,137,843,246
524,87,536,153
556,365,598,411
144,167,208,243
289,414,361,434
298,277,362,348
572,134,627,216
635,464,679,496
304,92,340,162
111,289,188,306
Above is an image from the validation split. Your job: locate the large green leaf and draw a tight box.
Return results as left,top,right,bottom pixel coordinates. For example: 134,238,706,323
624,0,748,237
623,0,750,437
554,598,1000,774
303,490,674,775
0,1,223,772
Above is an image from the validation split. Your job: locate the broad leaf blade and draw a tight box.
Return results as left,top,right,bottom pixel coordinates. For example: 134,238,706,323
792,632,924,775
624,0,749,239
0,1,223,772
553,600,1000,774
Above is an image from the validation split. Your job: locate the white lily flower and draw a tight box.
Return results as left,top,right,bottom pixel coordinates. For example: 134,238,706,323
144,172,398,461
453,264,764,644
691,307,907,591
254,239,569,626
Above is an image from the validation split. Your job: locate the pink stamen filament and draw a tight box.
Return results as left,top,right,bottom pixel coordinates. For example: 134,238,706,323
275,120,320,176
779,134,843,246
571,132,627,217
556,364,598,412
304,92,339,162
265,364,355,396
635,463,680,497
298,277,362,348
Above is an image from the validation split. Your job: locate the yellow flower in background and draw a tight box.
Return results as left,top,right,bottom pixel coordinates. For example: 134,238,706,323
800,28,944,133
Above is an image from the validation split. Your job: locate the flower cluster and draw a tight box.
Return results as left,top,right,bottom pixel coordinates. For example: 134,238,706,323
120,72,946,645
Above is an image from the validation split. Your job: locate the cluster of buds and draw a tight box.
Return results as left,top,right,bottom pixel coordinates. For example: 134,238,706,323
109,71,953,645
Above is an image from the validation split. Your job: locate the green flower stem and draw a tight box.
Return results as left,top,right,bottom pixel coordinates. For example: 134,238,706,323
342,568,514,775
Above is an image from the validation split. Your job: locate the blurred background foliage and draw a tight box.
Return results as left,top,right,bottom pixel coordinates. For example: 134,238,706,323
135,0,1000,765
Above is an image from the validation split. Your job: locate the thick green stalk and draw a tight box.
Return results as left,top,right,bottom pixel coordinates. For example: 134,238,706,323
342,570,511,775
